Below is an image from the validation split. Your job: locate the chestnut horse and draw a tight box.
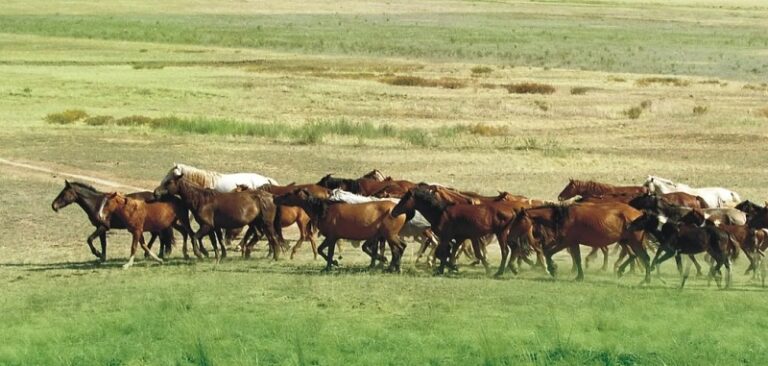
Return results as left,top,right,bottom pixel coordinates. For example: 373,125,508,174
261,183,331,200
557,179,647,201
51,180,181,261
154,175,281,261
234,185,317,260
275,188,407,271
391,186,524,276
98,192,194,268
505,202,651,282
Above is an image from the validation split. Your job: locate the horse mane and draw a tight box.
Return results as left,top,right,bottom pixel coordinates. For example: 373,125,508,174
413,187,447,211
572,179,616,195
176,164,220,189
69,181,101,193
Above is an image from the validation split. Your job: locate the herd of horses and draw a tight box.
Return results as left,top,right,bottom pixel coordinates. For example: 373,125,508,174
51,163,768,289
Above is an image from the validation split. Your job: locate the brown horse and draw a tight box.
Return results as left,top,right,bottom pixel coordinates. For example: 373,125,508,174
557,179,647,201
51,180,182,261
275,188,407,271
154,175,281,260
506,202,651,282
98,192,195,268
234,185,317,260
261,183,331,200
391,186,523,276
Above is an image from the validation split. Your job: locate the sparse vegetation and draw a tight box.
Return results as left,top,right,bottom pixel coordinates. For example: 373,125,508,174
534,100,550,112
115,115,153,126
640,100,652,109
504,82,556,94
744,84,768,92
755,107,768,119
570,86,597,95
43,109,88,124
379,76,465,89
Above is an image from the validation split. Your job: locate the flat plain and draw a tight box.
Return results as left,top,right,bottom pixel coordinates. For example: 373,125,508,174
1,0,768,364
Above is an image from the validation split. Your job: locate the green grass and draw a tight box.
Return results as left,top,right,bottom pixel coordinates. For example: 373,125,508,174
1,259,767,365
0,11,767,80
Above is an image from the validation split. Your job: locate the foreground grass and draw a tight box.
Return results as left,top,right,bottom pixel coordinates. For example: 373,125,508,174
1,259,766,365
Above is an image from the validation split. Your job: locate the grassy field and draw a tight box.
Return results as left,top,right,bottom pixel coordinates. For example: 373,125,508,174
2,0,768,364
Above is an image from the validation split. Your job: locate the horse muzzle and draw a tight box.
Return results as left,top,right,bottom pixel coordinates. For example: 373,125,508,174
51,202,60,212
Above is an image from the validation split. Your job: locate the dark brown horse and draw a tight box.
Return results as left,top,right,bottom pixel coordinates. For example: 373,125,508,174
625,192,708,209
51,180,182,261
98,192,194,268
274,188,407,271
557,179,647,201
391,186,523,276
154,175,281,260
628,212,736,288
506,202,651,282
317,174,416,197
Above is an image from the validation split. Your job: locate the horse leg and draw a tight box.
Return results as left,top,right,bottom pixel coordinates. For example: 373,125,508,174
325,239,339,271
362,238,378,268
208,231,220,262
97,229,108,262
239,225,257,258
493,234,509,277
386,237,405,273
434,240,452,275
86,228,104,260
600,246,609,271
631,241,653,284
543,241,570,278
138,233,163,264
145,233,158,258
471,239,491,275
123,232,140,269
570,244,584,281
689,255,703,277
194,225,214,260
585,247,598,270
317,237,333,270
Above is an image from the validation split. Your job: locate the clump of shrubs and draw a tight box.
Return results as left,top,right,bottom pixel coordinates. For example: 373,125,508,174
470,66,493,75
503,82,556,94
635,77,690,87
692,105,709,116
623,106,643,119
44,109,88,124
83,115,115,126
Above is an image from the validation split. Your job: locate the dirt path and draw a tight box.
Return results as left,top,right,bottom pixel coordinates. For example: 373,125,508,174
0,157,149,191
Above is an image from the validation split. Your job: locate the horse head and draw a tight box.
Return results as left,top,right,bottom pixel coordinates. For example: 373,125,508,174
154,172,182,199
557,179,578,201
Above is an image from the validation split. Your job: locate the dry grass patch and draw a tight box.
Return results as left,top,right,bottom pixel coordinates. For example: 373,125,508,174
743,83,768,92
379,76,466,89
115,115,153,126
83,115,115,126
503,82,555,94
466,123,508,136
635,77,690,87
570,86,599,95
755,107,768,119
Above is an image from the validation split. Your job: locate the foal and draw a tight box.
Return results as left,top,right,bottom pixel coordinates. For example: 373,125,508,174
98,192,193,268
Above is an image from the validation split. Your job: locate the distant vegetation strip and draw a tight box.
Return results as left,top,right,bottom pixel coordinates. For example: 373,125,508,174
44,110,519,147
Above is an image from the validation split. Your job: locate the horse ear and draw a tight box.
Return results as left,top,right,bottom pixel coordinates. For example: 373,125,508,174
64,180,71,187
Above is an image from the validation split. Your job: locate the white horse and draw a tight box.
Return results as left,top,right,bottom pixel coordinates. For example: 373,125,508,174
328,189,439,264
644,175,740,208
158,163,278,193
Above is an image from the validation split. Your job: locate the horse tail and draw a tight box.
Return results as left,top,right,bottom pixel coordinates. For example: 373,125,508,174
274,206,285,242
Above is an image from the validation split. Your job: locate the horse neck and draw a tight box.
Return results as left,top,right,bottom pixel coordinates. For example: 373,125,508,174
177,179,209,210
580,180,611,195
413,198,446,227
73,187,106,220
